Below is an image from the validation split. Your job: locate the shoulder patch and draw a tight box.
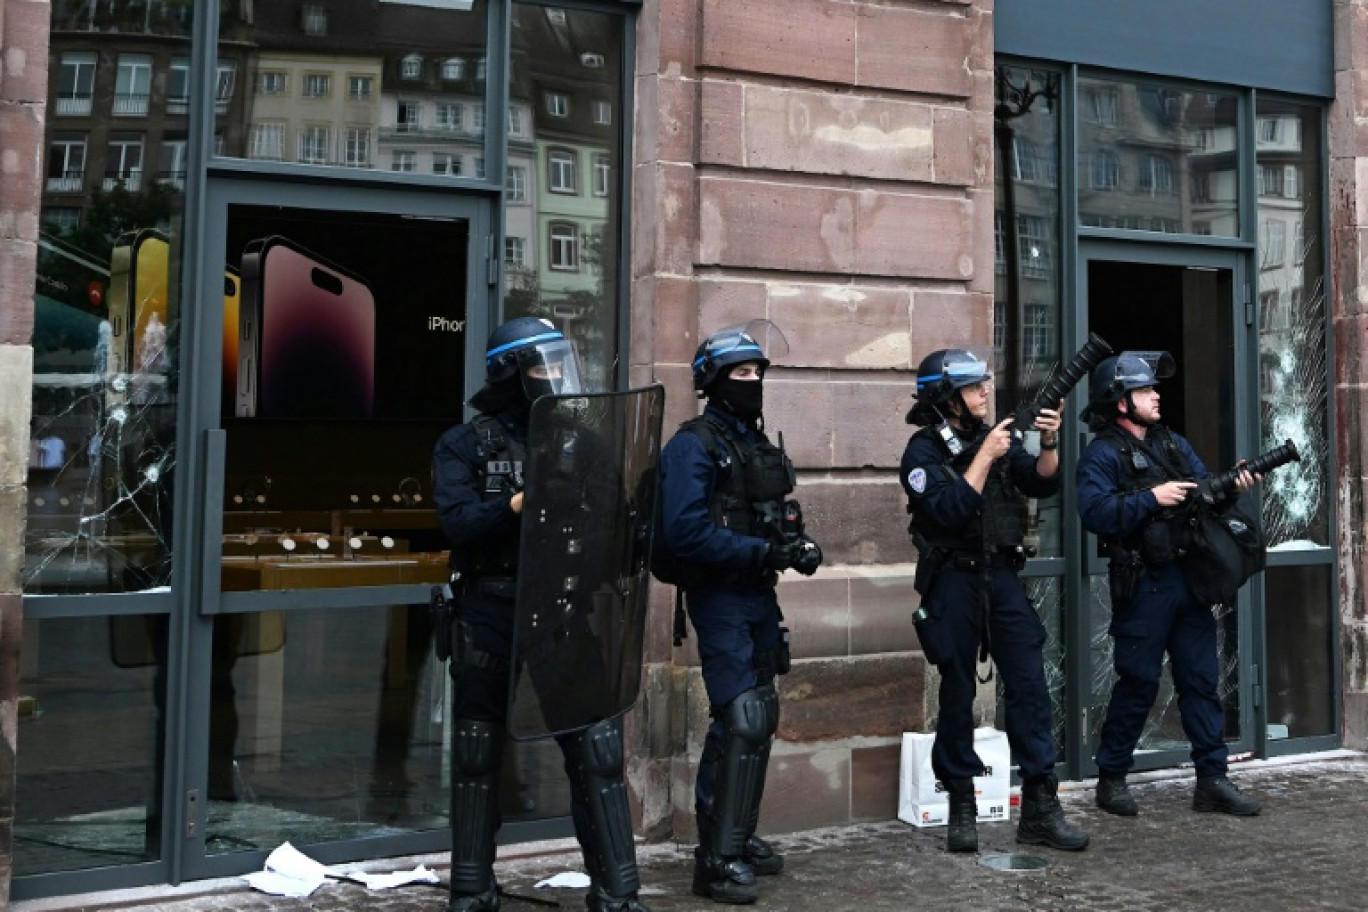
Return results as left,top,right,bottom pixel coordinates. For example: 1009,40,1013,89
907,467,927,494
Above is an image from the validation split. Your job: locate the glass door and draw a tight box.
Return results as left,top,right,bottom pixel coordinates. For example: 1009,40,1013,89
1076,242,1259,775
177,177,500,880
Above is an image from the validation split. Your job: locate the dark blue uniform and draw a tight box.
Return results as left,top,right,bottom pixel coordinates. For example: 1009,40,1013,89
900,425,1060,785
1076,427,1229,779
659,405,780,811
433,415,525,721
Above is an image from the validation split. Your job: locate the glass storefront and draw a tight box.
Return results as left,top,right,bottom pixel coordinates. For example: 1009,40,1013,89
21,0,635,895
992,61,1334,777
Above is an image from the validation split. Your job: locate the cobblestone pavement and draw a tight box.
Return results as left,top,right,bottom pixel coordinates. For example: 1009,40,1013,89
19,753,1368,912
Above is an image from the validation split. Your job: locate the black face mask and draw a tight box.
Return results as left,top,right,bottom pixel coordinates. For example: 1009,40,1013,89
469,375,530,421
713,377,764,419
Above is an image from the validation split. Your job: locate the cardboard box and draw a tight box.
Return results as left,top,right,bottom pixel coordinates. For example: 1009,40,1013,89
898,727,1011,827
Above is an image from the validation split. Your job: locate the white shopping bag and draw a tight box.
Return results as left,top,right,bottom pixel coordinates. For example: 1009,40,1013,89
897,727,1011,827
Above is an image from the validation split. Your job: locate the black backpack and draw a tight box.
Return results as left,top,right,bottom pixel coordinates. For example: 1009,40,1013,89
649,417,732,587
1179,501,1266,605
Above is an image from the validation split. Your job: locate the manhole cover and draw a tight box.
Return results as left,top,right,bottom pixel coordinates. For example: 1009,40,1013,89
978,853,1051,871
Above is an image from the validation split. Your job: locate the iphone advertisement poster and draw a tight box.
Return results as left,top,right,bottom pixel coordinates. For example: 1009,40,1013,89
224,206,469,423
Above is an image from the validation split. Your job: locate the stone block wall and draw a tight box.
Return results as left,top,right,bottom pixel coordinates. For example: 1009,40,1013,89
629,0,995,839
0,0,48,899
1332,0,1368,751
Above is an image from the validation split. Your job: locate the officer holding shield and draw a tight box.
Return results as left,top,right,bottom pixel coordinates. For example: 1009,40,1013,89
900,348,1087,854
432,317,652,912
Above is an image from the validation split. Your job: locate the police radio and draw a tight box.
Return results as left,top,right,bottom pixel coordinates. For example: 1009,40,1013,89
936,421,965,456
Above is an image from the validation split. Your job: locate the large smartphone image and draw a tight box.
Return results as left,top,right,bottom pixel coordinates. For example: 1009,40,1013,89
236,236,376,419
109,229,170,372
222,266,241,415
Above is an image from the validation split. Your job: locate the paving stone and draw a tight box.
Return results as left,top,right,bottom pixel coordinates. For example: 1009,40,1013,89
17,754,1368,912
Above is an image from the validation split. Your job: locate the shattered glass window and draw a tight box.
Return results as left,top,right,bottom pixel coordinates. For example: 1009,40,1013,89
1256,99,1327,549
27,180,183,595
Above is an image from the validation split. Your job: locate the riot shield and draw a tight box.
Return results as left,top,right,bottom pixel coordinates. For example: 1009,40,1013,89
507,384,666,740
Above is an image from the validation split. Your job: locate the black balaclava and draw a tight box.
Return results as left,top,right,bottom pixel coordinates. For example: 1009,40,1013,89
469,374,530,421
711,376,764,421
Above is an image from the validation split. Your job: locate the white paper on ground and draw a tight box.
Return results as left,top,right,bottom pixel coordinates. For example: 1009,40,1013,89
342,864,442,889
264,841,334,882
535,871,592,888
245,842,440,896
243,870,326,898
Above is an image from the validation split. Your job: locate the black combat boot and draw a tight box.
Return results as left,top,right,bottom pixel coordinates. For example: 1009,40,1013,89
944,779,978,853
1193,775,1262,816
585,885,652,912
1017,774,1089,851
1095,773,1139,816
693,813,759,904
743,835,784,876
448,885,500,912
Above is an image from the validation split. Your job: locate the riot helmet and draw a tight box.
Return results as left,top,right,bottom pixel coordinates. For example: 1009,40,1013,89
471,317,583,414
906,348,992,425
692,319,789,394
1080,351,1175,426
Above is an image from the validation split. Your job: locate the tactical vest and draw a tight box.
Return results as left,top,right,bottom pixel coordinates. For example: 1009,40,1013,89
452,414,526,577
908,424,1026,554
1094,424,1193,558
664,414,796,587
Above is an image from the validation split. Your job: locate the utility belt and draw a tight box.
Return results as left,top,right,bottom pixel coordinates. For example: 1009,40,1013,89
944,548,1027,573
678,566,779,591
428,575,513,671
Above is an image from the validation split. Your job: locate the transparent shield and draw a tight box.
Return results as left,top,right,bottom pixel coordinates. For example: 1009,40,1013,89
507,386,666,739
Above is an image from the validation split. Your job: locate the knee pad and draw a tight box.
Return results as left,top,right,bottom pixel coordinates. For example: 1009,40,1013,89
572,718,625,780
452,719,503,778
721,685,779,746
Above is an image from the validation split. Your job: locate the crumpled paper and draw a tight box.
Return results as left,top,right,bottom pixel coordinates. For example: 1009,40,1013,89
242,841,440,897
535,871,592,889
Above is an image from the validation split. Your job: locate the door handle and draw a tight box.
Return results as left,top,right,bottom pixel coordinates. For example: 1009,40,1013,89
199,428,227,615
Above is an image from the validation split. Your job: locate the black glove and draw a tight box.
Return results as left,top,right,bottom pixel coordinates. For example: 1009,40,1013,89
763,540,799,573
791,537,823,576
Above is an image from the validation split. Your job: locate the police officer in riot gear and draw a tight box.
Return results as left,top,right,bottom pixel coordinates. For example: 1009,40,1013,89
900,348,1088,854
657,321,822,904
432,317,652,912
1077,352,1262,818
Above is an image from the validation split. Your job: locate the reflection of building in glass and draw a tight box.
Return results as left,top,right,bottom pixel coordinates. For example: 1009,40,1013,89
244,53,383,166
44,6,247,229
1078,79,1239,237
510,5,621,382
994,69,1060,399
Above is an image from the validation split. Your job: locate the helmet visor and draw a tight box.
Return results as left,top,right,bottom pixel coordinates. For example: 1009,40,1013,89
700,319,790,370
518,338,584,399
1116,350,1175,388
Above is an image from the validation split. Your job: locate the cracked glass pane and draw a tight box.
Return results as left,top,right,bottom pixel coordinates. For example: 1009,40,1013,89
27,2,197,595
1256,99,1327,549
996,576,1067,756
1085,572,1242,758
28,219,181,594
